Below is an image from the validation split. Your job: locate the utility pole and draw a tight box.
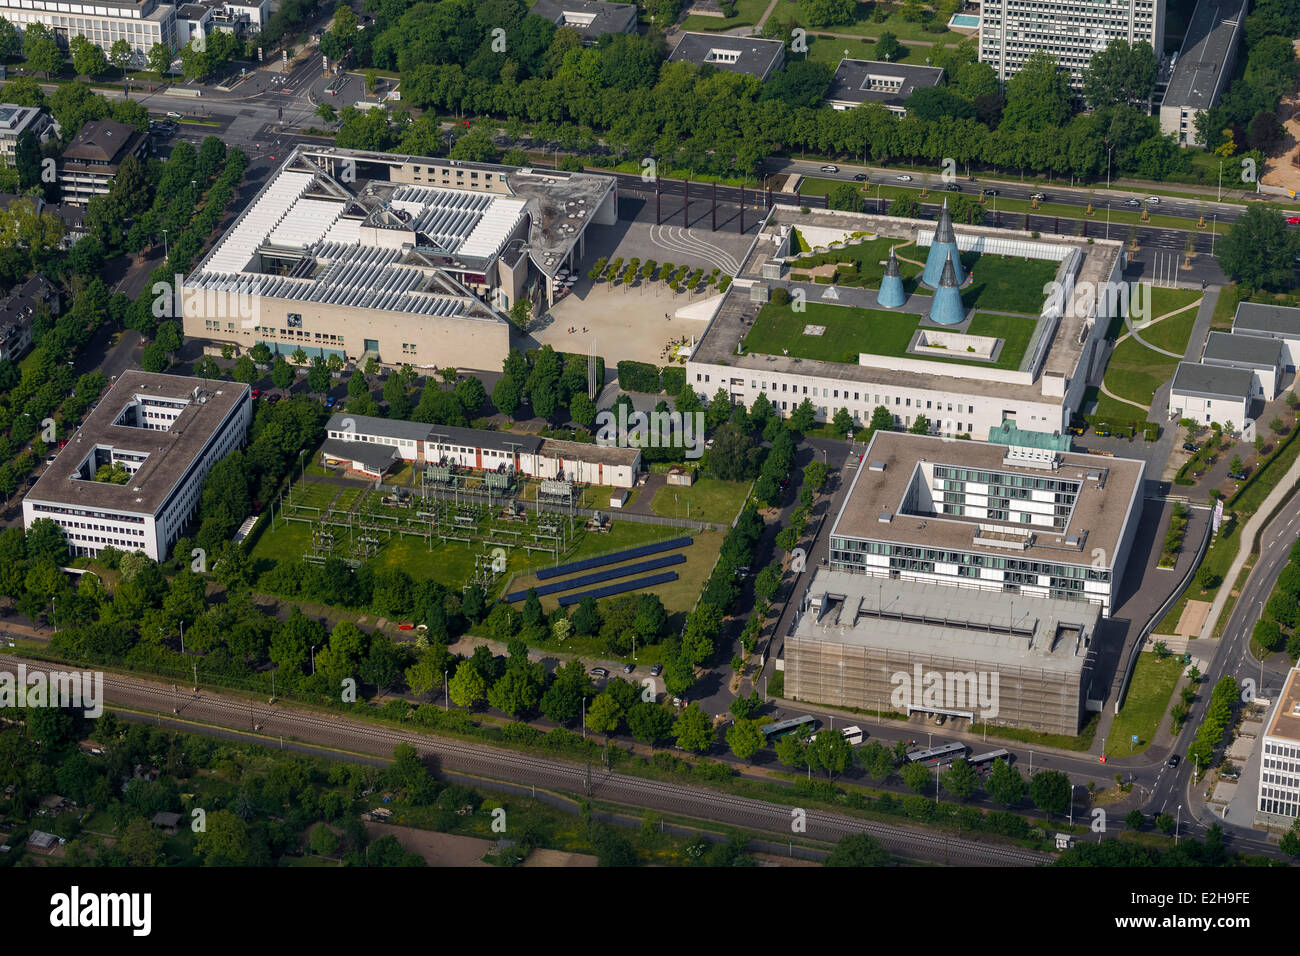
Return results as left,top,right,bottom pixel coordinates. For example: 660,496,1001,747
711,180,717,231
683,176,689,227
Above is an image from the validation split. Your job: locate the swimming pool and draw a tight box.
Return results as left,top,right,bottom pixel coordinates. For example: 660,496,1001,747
948,13,980,27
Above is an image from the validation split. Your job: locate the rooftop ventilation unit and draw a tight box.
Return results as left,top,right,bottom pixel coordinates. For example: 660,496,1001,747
878,512,893,523
868,460,886,472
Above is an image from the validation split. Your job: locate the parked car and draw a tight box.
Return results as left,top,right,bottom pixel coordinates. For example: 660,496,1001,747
1167,754,1181,769
853,173,867,181
590,667,609,679
622,662,635,674
1183,442,1199,452
266,393,282,405
251,388,261,399
650,663,662,677
324,395,336,408
820,164,839,173
895,174,912,182
1229,470,1248,480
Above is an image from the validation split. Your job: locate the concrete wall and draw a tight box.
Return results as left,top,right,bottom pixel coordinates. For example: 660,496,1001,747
784,637,1087,736
185,296,511,371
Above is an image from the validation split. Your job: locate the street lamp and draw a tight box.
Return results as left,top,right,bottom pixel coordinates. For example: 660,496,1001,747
162,228,169,260
1176,804,1182,845
310,644,316,675
1105,141,1114,190
582,696,587,739
1217,160,1224,202
444,669,448,710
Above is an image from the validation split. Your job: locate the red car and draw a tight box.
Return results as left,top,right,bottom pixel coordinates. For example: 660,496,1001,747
1288,216,1300,225
251,388,261,398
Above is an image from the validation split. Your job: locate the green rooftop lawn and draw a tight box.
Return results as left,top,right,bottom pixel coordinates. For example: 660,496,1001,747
958,252,1060,314
787,236,923,290
742,301,1038,370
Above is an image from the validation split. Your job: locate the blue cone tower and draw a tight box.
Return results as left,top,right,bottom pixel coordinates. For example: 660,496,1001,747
921,199,965,288
877,247,905,308
927,251,965,326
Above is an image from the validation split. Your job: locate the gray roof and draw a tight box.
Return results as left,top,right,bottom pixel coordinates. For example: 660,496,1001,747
26,371,250,516
1233,301,1300,339
1201,330,1282,369
1170,361,1254,400
427,425,544,455
326,412,431,443
1162,0,1248,112
320,437,399,472
825,58,945,108
667,32,785,80
791,569,1099,675
529,0,637,40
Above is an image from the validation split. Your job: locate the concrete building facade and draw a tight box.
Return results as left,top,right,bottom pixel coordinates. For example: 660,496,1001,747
1256,665,1300,828
23,371,252,561
980,0,1165,87
182,147,617,371
826,430,1145,617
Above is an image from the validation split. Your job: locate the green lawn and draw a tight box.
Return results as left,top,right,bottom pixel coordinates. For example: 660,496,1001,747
680,0,770,30
1107,653,1186,756
1102,336,1179,413
253,476,685,595
1149,287,1203,322
506,529,726,624
743,300,1039,370
771,0,960,44
1137,308,1197,356
649,478,751,524
788,236,923,290
958,252,1059,314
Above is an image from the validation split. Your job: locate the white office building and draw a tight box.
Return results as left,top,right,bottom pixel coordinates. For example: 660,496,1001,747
980,0,1165,87
0,0,179,62
1257,665,1300,828
23,371,252,561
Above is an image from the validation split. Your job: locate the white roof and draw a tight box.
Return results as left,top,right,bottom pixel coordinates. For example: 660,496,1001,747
268,197,345,248
205,170,315,274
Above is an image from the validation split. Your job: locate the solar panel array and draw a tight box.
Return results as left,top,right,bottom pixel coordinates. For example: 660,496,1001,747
556,571,679,607
504,553,686,602
535,536,693,580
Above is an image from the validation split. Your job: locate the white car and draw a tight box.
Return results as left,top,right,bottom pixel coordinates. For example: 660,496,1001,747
895,174,912,182
1145,195,1160,204
820,164,839,173
166,111,182,118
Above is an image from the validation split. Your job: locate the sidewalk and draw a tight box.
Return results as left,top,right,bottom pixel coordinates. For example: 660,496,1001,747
1199,433,1300,639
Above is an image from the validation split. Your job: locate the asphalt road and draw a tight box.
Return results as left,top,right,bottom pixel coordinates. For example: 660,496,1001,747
1,654,1051,866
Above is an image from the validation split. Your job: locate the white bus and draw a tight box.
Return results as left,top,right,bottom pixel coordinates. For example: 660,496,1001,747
811,726,865,746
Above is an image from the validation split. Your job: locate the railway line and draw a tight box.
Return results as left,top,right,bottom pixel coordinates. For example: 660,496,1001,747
4,655,1052,866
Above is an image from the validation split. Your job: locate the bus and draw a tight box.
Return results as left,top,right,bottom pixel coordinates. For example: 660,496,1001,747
808,726,865,746
905,742,969,766
761,714,818,741
968,749,1013,770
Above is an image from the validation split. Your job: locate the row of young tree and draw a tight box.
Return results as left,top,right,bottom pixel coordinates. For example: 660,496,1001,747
320,0,1288,188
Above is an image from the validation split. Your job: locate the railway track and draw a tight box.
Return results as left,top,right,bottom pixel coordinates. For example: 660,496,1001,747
5,655,1051,866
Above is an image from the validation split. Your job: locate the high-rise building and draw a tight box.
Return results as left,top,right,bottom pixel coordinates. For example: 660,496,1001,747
1256,666,1300,828
979,0,1166,87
